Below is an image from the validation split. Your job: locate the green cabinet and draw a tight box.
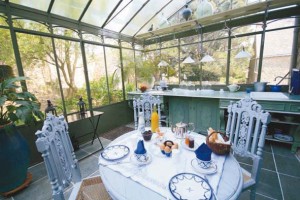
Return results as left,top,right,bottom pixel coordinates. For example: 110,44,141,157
169,97,220,133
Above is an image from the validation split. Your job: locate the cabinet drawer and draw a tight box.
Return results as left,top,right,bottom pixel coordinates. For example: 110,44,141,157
258,102,286,112
288,104,300,113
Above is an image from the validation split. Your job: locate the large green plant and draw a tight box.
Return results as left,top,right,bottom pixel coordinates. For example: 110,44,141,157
0,77,44,125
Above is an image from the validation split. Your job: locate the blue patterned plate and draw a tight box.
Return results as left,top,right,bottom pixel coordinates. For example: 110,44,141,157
169,173,212,200
100,145,130,161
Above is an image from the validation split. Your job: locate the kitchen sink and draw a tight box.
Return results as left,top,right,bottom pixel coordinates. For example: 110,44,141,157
250,92,289,100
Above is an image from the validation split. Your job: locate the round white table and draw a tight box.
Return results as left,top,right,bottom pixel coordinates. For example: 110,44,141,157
99,128,243,200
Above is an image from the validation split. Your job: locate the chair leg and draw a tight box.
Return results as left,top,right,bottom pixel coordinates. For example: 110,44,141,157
250,187,256,200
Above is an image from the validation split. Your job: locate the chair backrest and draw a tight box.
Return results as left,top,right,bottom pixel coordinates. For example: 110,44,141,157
226,98,271,158
133,93,162,130
35,114,81,200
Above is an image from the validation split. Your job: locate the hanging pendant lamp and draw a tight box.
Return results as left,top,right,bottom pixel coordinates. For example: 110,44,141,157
158,60,169,67
200,54,215,62
235,46,251,59
182,56,195,64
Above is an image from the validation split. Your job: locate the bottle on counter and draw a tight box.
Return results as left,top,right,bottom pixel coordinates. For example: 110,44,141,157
151,104,159,132
138,111,145,133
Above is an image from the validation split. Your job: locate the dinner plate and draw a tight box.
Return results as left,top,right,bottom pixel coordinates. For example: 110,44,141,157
169,173,212,200
273,133,293,142
181,140,199,151
191,159,217,175
130,154,152,166
100,145,130,161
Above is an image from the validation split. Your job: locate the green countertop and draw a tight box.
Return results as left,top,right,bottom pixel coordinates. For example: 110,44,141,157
128,90,300,102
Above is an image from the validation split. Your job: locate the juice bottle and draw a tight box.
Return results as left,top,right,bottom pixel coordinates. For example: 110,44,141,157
151,104,159,132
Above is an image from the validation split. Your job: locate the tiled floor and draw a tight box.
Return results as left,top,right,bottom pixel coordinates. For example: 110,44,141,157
1,131,299,200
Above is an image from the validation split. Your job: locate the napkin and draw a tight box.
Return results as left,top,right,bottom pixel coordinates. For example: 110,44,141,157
194,142,212,161
134,140,147,154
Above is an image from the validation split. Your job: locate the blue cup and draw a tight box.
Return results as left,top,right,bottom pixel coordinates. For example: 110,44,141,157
246,88,253,93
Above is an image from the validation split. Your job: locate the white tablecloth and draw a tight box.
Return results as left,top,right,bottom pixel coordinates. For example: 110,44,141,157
99,128,243,200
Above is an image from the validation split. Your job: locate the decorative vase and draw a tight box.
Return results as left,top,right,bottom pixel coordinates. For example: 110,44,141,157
0,123,30,193
196,0,213,18
182,4,192,21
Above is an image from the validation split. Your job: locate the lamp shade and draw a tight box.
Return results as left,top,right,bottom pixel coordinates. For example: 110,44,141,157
182,56,195,64
200,54,215,62
158,60,169,67
235,47,251,59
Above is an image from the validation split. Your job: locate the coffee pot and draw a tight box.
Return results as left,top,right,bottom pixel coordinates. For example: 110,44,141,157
171,122,195,138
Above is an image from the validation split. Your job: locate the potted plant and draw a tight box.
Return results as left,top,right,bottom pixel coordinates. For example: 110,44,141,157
0,76,44,193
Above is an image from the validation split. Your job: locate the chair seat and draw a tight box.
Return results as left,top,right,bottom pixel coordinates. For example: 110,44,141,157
70,176,112,200
241,167,256,190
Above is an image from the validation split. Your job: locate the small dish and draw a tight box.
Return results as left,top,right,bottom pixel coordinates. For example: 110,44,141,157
191,159,217,175
181,140,199,151
273,133,293,142
100,145,130,161
130,154,152,166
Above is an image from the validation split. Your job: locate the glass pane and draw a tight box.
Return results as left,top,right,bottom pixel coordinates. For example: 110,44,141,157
10,0,51,11
121,41,133,49
52,0,89,20
137,0,187,35
161,47,179,85
82,33,103,43
53,38,85,114
12,19,50,33
105,47,123,103
122,49,136,97
52,26,80,39
121,1,167,35
82,0,120,27
232,24,263,35
84,44,109,107
230,34,260,84
137,50,159,89
105,0,146,32
104,37,119,46
261,27,293,85
0,29,17,75
180,43,198,85
266,18,295,30
201,38,228,85
16,33,63,114
0,14,8,26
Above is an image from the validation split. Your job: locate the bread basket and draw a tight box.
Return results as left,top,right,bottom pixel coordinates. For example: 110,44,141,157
206,131,231,155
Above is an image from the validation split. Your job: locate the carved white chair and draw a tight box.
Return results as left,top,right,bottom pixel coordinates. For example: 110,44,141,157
133,93,167,130
35,114,111,200
226,98,271,200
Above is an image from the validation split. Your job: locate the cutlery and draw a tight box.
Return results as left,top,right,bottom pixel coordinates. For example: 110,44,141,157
100,161,130,166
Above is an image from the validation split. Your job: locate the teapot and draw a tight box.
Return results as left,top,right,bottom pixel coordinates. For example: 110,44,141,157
227,84,240,92
171,122,195,139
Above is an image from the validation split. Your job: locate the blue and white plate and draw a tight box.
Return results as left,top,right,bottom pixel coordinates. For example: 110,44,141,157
100,145,130,161
169,173,212,200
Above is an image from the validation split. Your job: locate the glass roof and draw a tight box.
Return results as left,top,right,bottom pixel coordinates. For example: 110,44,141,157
3,0,298,42
10,0,51,11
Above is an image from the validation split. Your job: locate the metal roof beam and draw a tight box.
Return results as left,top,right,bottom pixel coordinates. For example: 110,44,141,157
133,0,173,37
101,0,123,28
78,0,92,22
119,0,150,33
